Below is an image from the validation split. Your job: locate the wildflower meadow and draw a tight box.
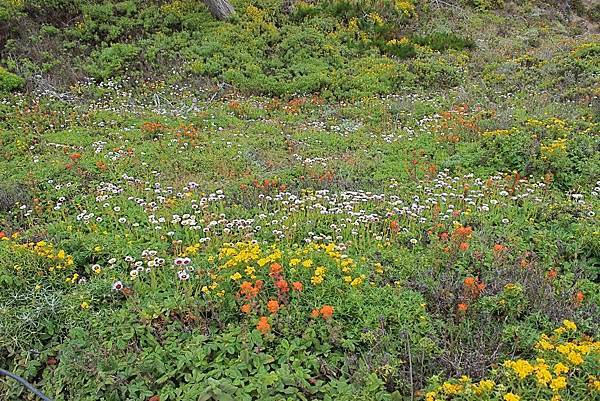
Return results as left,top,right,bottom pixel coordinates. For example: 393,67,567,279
0,1,599,400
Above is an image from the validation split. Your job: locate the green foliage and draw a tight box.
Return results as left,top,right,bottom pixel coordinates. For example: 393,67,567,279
0,0,477,98
409,57,462,88
469,0,504,11
0,67,24,93
413,32,475,52
85,43,140,80
0,0,23,23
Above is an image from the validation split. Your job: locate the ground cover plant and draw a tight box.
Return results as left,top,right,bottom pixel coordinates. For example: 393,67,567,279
0,0,599,400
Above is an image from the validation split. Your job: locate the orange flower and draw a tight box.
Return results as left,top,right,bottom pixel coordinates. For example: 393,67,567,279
257,316,271,334
320,305,334,319
70,153,82,161
464,277,476,287
240,281,253,293
454,226,472,238
310,308,320,318
0,231,5,239
477,282,486,292
547,269,558,280
457,303,469,313
493,244,505,252
240,303,252,314
390,220,400,233
574,291,584,304
292,281,303,291
267,300,279,314
270,263,282,277
439,232,449,241
275,279,289,293
459,242,470,251
255,280,264,289
239,281,258,298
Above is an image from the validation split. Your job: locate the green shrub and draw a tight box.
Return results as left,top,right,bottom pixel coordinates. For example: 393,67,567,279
469,0,504,10
85,43,140,80
0,0,23,23
0,67,24,93
413,32,475,52
409,58,462,88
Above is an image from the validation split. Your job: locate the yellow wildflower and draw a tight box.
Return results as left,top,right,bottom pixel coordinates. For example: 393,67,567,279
562,320,577,331
556,344,571,355
554,363,569,375
537,336,555,351
535,366,552,386
511,359,534,379
350,276,364,287
550,376,567,392
567,351,583,365
504,393,520,401
441,382,462,395
474,379,495,394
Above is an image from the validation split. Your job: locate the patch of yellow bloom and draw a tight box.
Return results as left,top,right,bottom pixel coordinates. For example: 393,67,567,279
562,320,576,331
534,359,552,386
550,376,567,392
541,138,567,158
473,379,495,395
368,12,385,26
394,0,416,17
311,266,326,285
441,382,462,395
504,359,534,379
553,363,569,376
426,321,599,400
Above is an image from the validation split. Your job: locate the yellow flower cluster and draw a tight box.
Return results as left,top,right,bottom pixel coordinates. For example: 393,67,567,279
541,138,568,157
387,37,410,46
394,0,416,17
212,241,368,292
426,376,495,401
425,320,600,401
8,239,74,272
482,128,519,137
220,242,263,268
311,266,326,285
504,359,534,379
368,12,385,26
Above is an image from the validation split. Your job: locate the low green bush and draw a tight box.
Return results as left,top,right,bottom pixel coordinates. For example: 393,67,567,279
85,43,140,80
0,67,24,93
413,32,475,52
